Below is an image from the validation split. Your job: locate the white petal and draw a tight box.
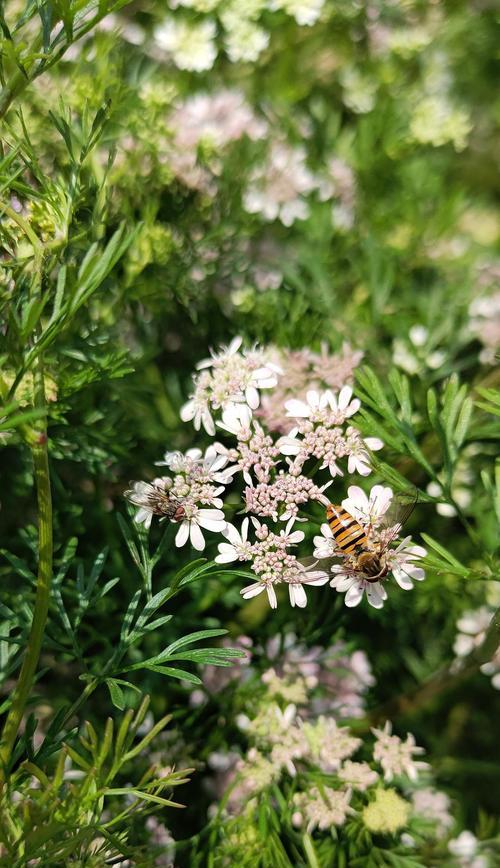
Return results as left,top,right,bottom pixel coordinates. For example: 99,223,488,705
404,565,425,581
370,485,393,518
392,568,413,589
215,544,238,564
241,582,264,599
285,399,311,418
198,516,226,532
190,523,206,551
345,398,361,417
228,336,243,354
345,584,364,607
267,585,278,608
406,544,427,559
198,508,225,522
338,386,353,409
175,521,190,547
246,385,260,410
279,437,302,456
364,437,384,451
135,507,153,528
366,584,385,608
289,584,307,608
334,575,357,592
306,390,320,409
288,530,305,544
302,571,330,585
180,400,195,422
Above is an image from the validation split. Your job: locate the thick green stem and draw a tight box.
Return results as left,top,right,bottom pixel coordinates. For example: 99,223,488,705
0,361,53,783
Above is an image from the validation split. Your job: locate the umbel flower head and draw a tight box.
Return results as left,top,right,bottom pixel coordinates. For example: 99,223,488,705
216,518,329,609
180,337,281,435
371,721,428,782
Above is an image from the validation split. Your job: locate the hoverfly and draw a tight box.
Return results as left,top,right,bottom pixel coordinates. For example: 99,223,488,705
124,479,186,522
323,488,418,582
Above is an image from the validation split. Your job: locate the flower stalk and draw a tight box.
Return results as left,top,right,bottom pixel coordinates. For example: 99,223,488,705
0,359,53,784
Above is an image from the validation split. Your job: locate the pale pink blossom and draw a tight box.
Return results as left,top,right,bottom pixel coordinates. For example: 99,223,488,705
338,760,379,791
371,721,428,782
292,786,354,832
243,142,318,226
169,90,267,152
175,507,227,551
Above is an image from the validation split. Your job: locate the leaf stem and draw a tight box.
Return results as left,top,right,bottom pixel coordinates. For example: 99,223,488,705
0,358,53,784
367,605,500,724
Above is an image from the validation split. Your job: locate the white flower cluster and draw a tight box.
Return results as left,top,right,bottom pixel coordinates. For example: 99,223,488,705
125,336,427,612
153,1,328,72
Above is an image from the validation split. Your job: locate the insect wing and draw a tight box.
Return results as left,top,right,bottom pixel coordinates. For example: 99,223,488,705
378,487,418,537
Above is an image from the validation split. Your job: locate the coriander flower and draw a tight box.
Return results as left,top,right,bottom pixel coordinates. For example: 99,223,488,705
169,90,267,151
338,760,379,791
448,831,488,868
371,721,428,782
278,390,382,478
156,445,229,483
215,518,253,563
341,484,394,527
224,20,270,63
181,337,280,434
154,18,217,71
175,506,227,551
292,786,354,833
285,386,360,423
313,523,337,559
232,519,329,609
243,142,317,226
302,716,361,772
411,788,454,836
269,0,326,27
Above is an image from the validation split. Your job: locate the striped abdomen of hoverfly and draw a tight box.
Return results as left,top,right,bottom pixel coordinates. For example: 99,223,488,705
326,504,368,554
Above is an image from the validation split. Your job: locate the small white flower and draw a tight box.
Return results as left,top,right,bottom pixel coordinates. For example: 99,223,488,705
196,336,243,370
269,0,326,26
313,523,337,559
326,386,361,417
217,403,253,435
175,507,226,551
241,579,278,609
215,518,253,563
372,721,428,782
448,831,488,867
224,20,270,63
330,568,388,609
341,484,394,528
154,18,217,72
286,563,330,608
285,388,333,419
347,436,384,476
180,396,216,436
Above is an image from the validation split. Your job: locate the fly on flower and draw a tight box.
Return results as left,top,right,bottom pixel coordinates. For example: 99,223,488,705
312,484,425,608
123,478,186,528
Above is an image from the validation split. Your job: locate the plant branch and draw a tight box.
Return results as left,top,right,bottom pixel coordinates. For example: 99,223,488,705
0,357,53,784
367,605,500,725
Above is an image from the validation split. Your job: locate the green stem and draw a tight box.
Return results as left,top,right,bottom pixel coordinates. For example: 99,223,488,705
0,360,53,783
367,604,500,725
